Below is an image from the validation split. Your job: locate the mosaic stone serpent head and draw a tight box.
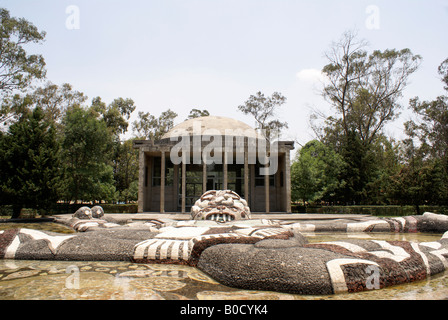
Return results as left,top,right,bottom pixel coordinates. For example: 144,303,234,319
191,190,251,222
73,206,104,219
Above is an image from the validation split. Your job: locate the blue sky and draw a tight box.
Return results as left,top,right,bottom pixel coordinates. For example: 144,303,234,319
2,0,448,149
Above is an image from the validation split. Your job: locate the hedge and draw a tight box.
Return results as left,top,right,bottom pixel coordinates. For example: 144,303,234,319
0,203,138,218
2,204,448,219
291,205,448,216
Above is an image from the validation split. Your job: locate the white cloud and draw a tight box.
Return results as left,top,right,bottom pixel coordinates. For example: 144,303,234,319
296,68,327,83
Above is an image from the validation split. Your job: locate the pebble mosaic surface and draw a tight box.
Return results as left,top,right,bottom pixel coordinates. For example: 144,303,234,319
1,237,447,300
2,209,448,297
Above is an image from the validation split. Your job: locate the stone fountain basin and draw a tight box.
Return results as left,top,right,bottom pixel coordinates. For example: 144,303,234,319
1,212,448,296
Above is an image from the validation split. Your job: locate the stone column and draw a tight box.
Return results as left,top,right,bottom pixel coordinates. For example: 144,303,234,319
265,167,270,213
223,151,228,190
160,151,165,213
285,150,292,213
264,144,270,213
244,145,249,202
202,155,207,194
181,153,186,213
137,149,145,213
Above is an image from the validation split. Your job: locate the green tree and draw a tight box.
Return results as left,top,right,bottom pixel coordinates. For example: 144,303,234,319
62,106,116,203
364,136,402,204
312,30,421,204
0,8,46,93
391,142,446,213
114,139,139,203
405,60,448,170
291,140,345,204
132,109,178,140
89,96,137,203
0,8,46,127
439,58,448,91
400,58,448,207
336,130,375,204
1,82,87,130
187,108,210,119
320,31,421,145
0,106,63,218
93,97,136,137
33,82,87,124
238,91,288,141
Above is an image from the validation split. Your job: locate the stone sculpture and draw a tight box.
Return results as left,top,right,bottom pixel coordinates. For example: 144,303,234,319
91,205,104,219
73,206,104,219
190,190,251,222
2,198,448,296
72,206,92,219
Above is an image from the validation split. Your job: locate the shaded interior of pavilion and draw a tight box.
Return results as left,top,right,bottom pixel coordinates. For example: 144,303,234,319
135,142,294,214
133,116,294,214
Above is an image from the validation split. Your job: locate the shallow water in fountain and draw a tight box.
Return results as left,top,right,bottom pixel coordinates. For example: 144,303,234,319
0,222,75,234
303,231,443,244
0,227,446,300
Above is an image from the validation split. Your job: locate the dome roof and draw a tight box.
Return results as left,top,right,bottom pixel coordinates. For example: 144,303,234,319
161,116,262,140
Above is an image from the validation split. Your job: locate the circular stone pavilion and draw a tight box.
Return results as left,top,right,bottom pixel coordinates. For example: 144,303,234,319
133,116,295,214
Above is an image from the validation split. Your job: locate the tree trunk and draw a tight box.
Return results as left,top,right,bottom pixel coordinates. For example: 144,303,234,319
11,204,22,219
414,204,421,215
